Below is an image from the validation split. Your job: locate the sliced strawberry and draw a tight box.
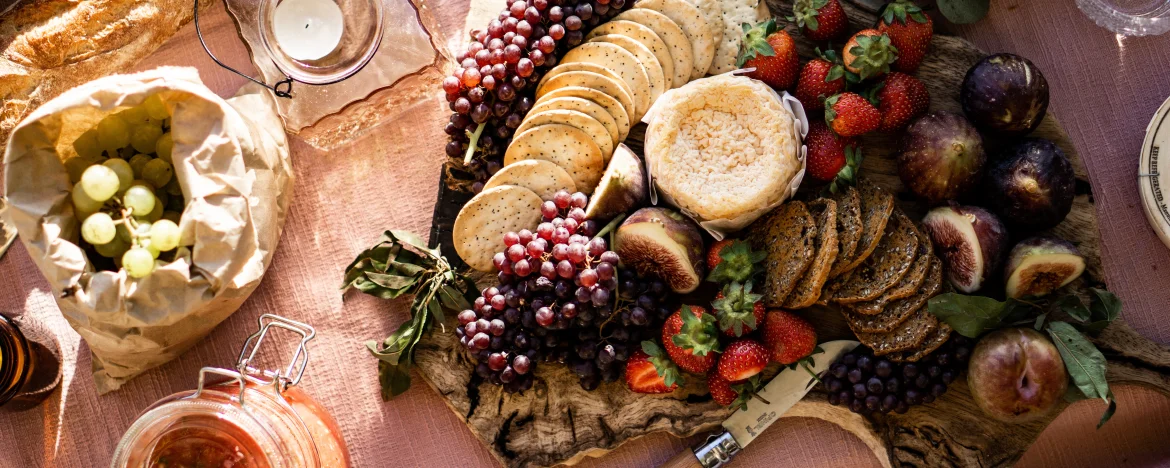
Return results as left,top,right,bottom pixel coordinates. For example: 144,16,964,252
626,341,682,394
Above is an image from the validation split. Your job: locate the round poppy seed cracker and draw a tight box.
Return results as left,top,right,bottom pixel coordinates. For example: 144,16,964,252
529,96,621,148
560,42,653,122
709,0,770,74
685,0,724,65
504,123,605,193
536,71,637,127
536,86,631,141
586,34,667,120
483,160,577,201
635,0,718,80
514,109,614,162
536,62,628,99
613,9,694,89
453,185,543,272
586,20,677,90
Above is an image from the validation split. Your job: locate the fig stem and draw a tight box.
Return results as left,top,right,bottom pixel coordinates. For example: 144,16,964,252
462,122,486,166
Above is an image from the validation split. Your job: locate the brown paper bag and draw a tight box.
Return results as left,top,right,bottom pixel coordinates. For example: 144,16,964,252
2,67,293,393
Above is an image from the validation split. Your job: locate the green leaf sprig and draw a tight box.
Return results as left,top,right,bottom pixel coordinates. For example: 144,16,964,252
926,288,1123,427
342,230,479,401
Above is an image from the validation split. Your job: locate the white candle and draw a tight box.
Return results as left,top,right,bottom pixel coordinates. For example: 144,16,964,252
272,0,344,61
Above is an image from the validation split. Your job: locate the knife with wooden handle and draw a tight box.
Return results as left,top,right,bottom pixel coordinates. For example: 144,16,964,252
662,340,860,468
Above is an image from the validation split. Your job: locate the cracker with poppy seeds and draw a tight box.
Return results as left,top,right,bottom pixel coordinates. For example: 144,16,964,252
844,257,942,333
612,9,694,88
783,198,839,309
833,210,919,304
709,0,770,74
483,160,577,201
514,109,615,162
537,87,632,142
528,97,621,149
848,221,933,315
452,185,543,272
747,201,817,307
636,0,719,80
586,34,668,116
536,62,628,97
558,42,653,123
536,71,637,124
504,124,605,193
587,20,678,90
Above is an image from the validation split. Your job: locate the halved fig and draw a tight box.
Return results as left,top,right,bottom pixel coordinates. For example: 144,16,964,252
921,205,1008,293
1004,236,1085,299
614,207,706,293
585,144,647,222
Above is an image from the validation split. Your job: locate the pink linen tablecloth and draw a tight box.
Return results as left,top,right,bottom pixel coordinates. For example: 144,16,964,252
2,1,1170,467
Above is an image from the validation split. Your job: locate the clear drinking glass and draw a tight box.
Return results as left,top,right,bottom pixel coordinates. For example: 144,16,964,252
1077,0,1170,36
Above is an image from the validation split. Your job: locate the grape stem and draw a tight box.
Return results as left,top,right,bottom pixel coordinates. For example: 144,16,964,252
463,122,487,166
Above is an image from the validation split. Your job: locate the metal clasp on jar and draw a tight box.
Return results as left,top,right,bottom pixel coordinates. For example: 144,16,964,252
188,314,316,405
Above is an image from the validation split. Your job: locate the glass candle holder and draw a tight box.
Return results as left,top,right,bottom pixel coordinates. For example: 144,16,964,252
258,0,384,84
1077,0,1170,36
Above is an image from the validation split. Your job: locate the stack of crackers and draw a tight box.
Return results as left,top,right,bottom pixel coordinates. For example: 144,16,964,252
747,180,953,362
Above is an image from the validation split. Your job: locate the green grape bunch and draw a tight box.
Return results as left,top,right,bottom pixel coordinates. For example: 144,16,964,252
64,94,188,279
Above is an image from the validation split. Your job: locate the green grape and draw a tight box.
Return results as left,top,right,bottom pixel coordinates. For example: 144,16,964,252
162,211,182,224
164,176,183,196
71,186,104,214
156,133,173,160
142,159,173,188
80,165,119,202
142,197,164,222
128,154,152,178
96,114,130,151
73,129,103,160
155,190,169,208
132,220,153,239
94,236,129,258
123,186,156,216
129,123,162,154
122,247,155,278
143,94,170,121
102,158,134,193
80,212,117,245
150,220,181,251
140,238,161,259
63,157,93,184
116,222,133,243
118,106,150,126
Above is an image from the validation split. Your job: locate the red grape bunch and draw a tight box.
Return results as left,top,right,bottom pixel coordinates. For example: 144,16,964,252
442,0,632,189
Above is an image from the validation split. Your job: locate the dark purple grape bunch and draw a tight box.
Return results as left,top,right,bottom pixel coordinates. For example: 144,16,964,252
443,0,635,187
822,335,973,416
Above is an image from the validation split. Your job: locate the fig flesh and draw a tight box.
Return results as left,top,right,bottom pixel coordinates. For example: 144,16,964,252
584,144,648,222
961,53,1050,137
968,328,1067,422
921,205,1008,293
985,139,1075,231
1005,236,1085,299
614,207,706,293
896,111,986,205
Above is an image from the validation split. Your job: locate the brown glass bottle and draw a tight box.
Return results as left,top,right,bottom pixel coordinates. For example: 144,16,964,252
0,313,61,412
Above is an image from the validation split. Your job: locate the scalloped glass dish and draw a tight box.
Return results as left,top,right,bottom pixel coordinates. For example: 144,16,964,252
258,0,384,84
1077,0,1170,36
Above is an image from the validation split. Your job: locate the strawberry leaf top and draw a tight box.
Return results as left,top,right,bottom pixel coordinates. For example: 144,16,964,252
672,306,721,356
736,18,780,67
712,282,764,337
642,340,684,388
826,145,862,194
847,32,898,80
815,47,858,85
880,0,929,25
706,240,766,283
789,0,830,31
729,375,764,411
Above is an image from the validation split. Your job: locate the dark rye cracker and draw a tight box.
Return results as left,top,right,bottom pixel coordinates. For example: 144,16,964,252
836,179,894,274
889,322,954,363
851,308,940,356
832,210,920,304
784,198,839,309
827,186,862,278
848,223,934,315
845,257,943,333
748,201,817,307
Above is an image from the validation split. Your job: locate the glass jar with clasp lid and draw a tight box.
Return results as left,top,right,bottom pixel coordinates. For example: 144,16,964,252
111,314,350,468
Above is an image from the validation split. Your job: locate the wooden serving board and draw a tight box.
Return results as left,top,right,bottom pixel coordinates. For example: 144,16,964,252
419,2,1170,466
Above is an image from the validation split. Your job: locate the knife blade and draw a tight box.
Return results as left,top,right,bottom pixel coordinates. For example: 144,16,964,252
662,340,859,468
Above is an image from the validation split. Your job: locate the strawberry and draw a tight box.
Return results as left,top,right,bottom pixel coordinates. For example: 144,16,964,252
663,305,720,374
705,240,766,284
707,368,763,411
794,51,848,114
842,29,898,80
876,72,930,132
760,309,818,365
804,121,861,193
878,0,933,73
712,282,766,337
737,19,800,90
716,339,769,382
626,341,682,394
789,0,848,41
825,92,881,137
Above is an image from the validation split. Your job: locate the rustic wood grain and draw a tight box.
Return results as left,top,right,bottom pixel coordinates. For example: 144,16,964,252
418,1,1169,467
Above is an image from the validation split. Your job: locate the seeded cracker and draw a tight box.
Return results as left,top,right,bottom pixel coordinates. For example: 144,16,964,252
504,124,605,193
709,0,770,74
783,198,839,309
537,87,631,141
536,71,637,125
453,185,543,272
828,185,862,277
528,97,621,148
514,109,615,162
536,62,628,96
749,201,817,305
559,42,653,121
586,21,678,90
844,257,943,333
852,305,939,356
636,0,719,80
849,223,933,315
613,9,694,89
685,0,725,71
833,210,920,304
483,160,578,201
836,178,895,273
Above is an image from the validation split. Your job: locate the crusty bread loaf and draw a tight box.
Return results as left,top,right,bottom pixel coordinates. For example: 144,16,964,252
0,0,210,145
